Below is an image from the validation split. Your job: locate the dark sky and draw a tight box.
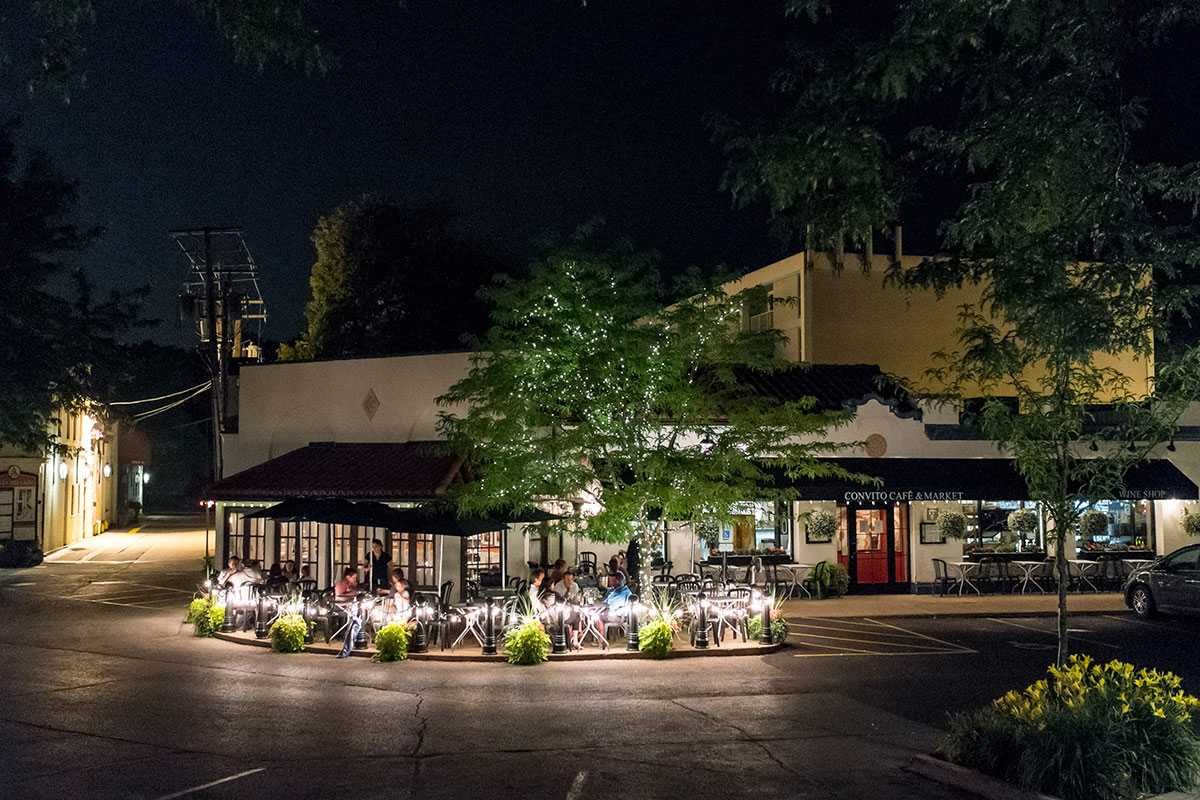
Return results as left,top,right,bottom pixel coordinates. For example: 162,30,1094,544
2,1,799,344
5,2,1200,347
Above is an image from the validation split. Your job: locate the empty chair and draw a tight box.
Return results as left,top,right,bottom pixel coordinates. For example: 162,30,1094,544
931,559,961,596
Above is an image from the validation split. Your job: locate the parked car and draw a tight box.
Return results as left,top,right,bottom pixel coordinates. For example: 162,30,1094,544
1123,544,1200,619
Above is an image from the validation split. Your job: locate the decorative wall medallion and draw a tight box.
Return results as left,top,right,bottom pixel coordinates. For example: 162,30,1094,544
7,465,20,479
362,389,381,421
865,433,887,458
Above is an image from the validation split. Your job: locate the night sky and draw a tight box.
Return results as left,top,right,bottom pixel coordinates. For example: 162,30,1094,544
5,2,1200,346
2,2,801,344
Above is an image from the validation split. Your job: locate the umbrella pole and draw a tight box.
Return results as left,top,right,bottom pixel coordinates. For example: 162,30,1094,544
500,525,508,589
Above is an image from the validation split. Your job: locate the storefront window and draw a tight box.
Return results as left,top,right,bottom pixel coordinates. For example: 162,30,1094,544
466,531,502,587
1076,499,1154,552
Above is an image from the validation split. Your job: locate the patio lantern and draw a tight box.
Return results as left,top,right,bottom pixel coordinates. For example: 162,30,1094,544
411,599,431,654
482,598,498,656
302,594,315,644
552,601,569,655
626,595,642,651
220,587,237,634
759,592,774,646
353,597,370,650
694,593,710,649
254,588,270,639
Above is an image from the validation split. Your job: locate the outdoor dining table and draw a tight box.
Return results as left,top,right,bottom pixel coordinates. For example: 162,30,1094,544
1010,560,1047,594
945,561,982,595
1069,559,1103,592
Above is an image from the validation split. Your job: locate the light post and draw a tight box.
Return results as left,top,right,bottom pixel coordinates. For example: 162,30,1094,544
353,596,370,650
482,597,498,655
220,587,237,633
552,601,569,655
694,593,710,649
302,594,315,644
254,588,269,639
411,598,430,654
626,595,641,651
758,592,774,646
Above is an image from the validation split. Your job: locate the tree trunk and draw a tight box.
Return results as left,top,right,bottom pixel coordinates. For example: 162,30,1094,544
1055,525,1069,666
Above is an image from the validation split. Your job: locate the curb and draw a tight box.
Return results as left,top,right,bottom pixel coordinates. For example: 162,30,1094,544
212,631,784,661
905,754,1059,800
785,608,1125,621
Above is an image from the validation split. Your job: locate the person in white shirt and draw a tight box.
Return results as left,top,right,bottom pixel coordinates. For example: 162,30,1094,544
551,570,581,603
527,569,549,615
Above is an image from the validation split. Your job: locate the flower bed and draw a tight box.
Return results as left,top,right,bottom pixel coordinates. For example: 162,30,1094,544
939,655,1200,800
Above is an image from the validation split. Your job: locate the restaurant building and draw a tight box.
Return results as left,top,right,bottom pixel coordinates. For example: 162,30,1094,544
204,252,1200,595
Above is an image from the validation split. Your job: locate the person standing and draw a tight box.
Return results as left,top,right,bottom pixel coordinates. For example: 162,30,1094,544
363,539,392,594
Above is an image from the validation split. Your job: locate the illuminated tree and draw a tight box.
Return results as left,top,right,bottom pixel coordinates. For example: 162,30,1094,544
438,232,861,587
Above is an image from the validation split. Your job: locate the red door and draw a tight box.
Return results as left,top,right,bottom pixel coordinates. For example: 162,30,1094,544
854,508,889,583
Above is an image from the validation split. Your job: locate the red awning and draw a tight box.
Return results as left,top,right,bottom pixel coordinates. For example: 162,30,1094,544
202,441,463,501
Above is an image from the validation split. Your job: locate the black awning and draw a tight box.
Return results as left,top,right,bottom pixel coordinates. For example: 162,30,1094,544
783,458,1197,502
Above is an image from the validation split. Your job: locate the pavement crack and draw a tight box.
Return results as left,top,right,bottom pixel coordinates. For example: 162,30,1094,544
411,695,429,757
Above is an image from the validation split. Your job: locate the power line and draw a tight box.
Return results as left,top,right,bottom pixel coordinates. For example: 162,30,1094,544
110,380,212,406
132,384,212,421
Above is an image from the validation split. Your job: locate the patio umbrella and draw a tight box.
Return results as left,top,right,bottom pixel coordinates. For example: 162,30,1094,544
383,505,508,537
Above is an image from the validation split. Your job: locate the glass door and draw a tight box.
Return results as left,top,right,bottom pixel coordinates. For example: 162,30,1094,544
838,502,910,592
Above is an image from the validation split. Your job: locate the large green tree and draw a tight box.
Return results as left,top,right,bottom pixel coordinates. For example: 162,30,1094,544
722,0,1200,663
0,121,146,453
279,195,503,361
437,234,862,588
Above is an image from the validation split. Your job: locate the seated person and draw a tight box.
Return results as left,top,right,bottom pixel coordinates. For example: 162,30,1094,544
282,560,299,582
216,556,242,587
527,569,549,615
334,567,360,601
387,571,411,615
547,558,568,587
241,560,265,584
267,562,284,582
551,570,581,603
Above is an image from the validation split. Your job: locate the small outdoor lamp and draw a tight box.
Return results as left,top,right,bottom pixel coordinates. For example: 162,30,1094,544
253,587,270,639
220,587,237,634
353,597,370,650
552,600,569,655
626,595,643,651
759,592,775,646
411,598,431,654
482,597,498,656
694,593,710,649
301,594,315,644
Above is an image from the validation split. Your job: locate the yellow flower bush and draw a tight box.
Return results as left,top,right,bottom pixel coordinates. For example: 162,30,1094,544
941,655,1200,800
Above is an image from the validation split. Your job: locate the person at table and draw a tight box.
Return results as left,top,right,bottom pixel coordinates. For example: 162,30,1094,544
527,569,549,614
216,556,243,587
282,560,299,582
547,558,568,587
362,539,391,594
334,567,360,601
551,570,581,603
267,562,284,582
241,560,264,584
387,572,411,616
606,557,624,588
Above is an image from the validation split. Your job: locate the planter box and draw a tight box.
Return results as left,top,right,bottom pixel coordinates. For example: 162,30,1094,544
906,753,1060,800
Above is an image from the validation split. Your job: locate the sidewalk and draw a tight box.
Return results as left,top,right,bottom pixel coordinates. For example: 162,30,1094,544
781,591,1127,619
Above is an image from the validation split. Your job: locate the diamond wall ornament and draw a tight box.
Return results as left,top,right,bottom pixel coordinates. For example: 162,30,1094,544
363,388,381,421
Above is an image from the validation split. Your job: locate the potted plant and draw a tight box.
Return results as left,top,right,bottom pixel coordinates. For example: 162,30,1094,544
804,509,837,544
1183,510,1200,538
1078,509,1109,546
936,510,968,541
1007,508,1038,544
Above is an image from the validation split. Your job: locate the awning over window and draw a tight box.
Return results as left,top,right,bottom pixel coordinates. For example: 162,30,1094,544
784,458,1198,502
202,442,463,501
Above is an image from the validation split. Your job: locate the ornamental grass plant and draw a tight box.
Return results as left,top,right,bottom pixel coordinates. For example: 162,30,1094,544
504,617,550,665
637,615,676,658
268,613,308,653
939,655,1200,800
373,622,413,662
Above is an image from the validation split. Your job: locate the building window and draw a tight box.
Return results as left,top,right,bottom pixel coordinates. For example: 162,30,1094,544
1078,499,1154,552
466,531,502,587
746,284,774,332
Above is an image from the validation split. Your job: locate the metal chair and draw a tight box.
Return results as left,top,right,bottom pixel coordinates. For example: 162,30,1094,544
931,559,962,596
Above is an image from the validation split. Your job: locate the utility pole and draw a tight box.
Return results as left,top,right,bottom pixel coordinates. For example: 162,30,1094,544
172,227,267,484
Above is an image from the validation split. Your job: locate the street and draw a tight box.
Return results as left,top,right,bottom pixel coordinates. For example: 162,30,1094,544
2,517,1197,800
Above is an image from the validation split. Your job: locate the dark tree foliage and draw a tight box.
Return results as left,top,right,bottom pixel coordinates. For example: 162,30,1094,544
721,0,1200,664
0,120,146,453
279,194,505,361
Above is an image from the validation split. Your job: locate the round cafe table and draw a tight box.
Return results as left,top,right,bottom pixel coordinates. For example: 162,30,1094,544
1010,561,1047,594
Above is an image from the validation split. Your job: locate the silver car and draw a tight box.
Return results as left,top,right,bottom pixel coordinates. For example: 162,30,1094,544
1123,544,1200,619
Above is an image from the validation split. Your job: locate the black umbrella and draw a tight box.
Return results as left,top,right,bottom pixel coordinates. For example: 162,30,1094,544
242,497,360,523
384,505,508,537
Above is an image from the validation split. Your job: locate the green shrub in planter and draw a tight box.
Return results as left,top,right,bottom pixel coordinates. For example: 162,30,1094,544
1078,509,1109,542
1183,512,1200,537
936,510,968,540
746,609,789,644
637,616,675,659
504,617,551,665
810,561,850,598
939,655,1200,800
373,622,413,662
186,597,218,637
269,613,308,653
